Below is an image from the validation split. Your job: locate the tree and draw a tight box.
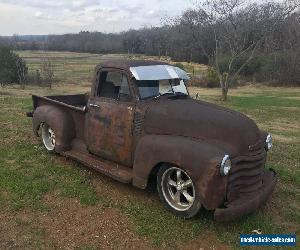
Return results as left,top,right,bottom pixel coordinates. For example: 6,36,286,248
0,45,27,86
209,0,299,100
16,57,27,89
169,0,299,100
41,53,54,89
209,0,263,100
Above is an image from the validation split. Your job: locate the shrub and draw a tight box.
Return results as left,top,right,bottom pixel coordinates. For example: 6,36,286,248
174,62,185,70
26,70,42,85
255,50,300,85
0,45,27,85
205,67,220,88
216,50,300,85
217,54,262,77
188,76,207,87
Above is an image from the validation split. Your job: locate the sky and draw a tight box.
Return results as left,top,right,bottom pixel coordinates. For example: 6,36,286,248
0,0,196,35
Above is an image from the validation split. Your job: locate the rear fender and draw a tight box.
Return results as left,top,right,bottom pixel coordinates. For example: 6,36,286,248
32,105,75,152
132,134,228,210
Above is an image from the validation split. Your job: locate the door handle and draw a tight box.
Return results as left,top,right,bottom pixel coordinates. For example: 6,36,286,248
89,103,100,108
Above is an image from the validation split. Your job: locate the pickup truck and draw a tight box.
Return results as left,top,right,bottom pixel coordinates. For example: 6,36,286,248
27,60,277,221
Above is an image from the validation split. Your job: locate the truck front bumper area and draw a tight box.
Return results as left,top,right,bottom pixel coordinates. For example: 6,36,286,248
214,169,277,222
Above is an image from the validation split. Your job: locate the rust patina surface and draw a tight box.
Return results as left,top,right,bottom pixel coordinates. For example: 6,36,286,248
27,60,277,221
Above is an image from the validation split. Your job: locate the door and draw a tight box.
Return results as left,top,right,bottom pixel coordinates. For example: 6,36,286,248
86,69,135,166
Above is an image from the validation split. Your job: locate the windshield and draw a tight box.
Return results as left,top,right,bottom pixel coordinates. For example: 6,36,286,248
136,79,188,99
130,65,190,99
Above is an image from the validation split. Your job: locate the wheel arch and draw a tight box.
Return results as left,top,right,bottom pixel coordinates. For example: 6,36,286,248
145,161,175,189
132,134,228,210
33,105,75,152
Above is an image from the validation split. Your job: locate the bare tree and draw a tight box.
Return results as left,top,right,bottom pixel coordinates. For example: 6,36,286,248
209,0,261,100
211,0,299,100
16,57,27,89
41,53,54,89
171,0,300,100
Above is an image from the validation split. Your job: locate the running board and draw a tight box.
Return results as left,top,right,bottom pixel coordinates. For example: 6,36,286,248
62,149,133,183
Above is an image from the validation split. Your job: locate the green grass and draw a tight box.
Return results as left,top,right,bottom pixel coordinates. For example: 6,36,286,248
230,95,300,109
0,142,98,210
1,52,299,249
0,97,98,210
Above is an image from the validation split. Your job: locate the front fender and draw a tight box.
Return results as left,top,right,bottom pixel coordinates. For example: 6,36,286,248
132,134,228,210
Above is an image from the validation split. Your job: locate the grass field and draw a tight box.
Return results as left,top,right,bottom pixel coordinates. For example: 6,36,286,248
17,50,207,84
0,51,299,249
17,51,127,83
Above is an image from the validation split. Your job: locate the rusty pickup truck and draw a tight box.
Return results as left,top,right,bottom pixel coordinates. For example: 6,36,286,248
27,60,277,221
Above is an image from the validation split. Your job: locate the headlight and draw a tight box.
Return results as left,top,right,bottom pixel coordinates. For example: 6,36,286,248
220,154,231,176
265,133,273,151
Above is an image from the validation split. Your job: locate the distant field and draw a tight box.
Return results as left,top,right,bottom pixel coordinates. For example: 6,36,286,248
1,51,299,249
17,50,208,84
17,51,128,83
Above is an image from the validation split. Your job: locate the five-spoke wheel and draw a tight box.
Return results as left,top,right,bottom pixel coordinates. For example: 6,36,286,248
41,123,56,151
157,165,201,218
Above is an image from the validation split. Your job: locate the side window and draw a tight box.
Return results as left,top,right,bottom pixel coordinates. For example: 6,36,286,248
97,71,131,101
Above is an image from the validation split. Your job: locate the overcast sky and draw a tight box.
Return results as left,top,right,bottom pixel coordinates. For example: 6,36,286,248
0,0,195,35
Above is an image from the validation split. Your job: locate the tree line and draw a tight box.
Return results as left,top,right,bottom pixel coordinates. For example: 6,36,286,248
0,0,299,99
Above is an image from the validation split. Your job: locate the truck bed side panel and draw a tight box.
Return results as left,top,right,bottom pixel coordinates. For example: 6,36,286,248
32,95,87,141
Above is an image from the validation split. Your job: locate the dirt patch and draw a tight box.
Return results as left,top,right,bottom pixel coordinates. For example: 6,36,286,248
182,232,231,250
38,194,155,249
0,195,157,250
0,208,39,249
0,187,232,250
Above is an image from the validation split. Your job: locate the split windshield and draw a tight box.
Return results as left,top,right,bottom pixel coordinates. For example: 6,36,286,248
130,65,189,99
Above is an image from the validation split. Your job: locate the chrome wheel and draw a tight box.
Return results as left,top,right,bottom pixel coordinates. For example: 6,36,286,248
41,123,55,151
161,167,195,211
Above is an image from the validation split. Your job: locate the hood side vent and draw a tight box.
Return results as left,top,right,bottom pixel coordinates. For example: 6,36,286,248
134,112,144,137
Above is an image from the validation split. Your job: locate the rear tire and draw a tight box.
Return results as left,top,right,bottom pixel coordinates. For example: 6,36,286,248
41,123,56,152
157,165,202,218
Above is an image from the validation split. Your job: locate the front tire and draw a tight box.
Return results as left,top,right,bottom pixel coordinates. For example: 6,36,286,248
41,123,56,152
157,165,201,218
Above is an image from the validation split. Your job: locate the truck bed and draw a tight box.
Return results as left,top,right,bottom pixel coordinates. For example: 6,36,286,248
30,94,89,142
32,94,89,112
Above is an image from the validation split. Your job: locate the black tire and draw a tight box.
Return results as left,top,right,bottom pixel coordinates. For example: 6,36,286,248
157,164,202,218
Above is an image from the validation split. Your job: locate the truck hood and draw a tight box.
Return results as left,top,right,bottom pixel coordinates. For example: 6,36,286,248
144,98,262,156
